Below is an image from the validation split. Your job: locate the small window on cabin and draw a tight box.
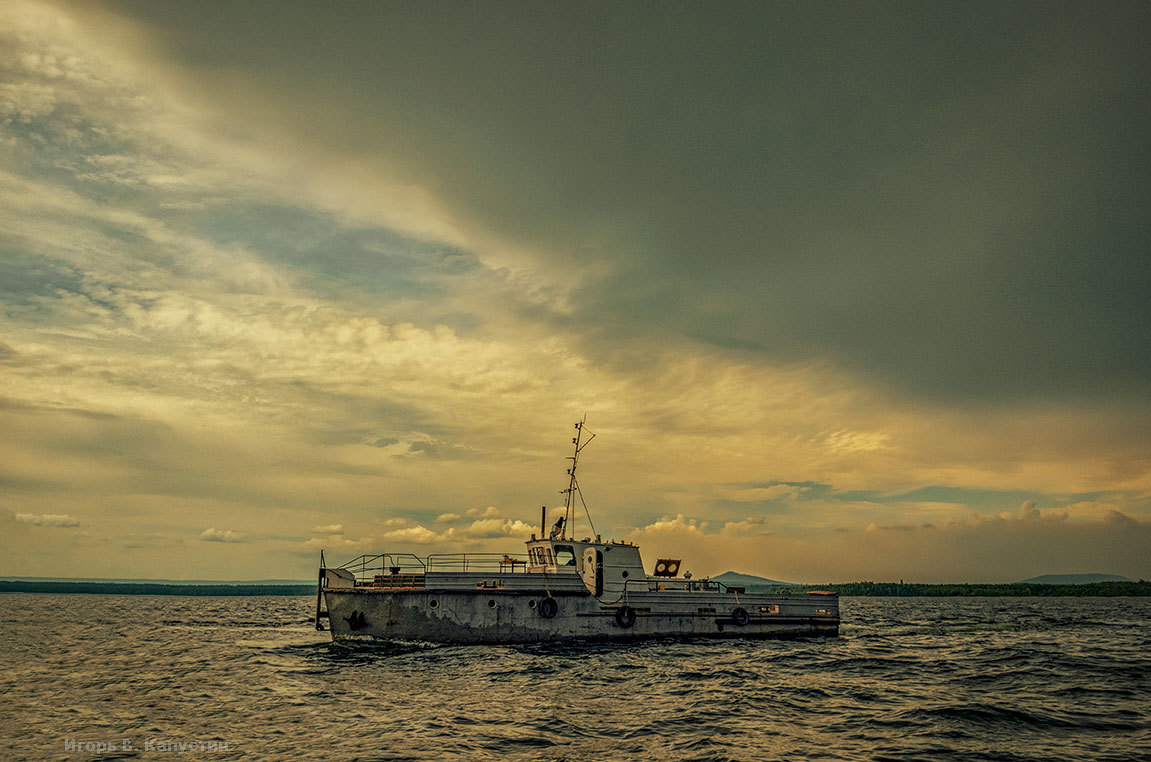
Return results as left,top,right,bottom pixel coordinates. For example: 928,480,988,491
554,545,575,566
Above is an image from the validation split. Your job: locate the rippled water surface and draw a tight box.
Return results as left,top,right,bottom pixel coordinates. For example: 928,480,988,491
1,595,1148,761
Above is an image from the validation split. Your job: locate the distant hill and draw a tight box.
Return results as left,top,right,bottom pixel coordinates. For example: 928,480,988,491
1016,573,1131,585
712,571,796,587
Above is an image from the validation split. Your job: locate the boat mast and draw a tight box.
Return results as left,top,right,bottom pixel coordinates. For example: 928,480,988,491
560,415,596,541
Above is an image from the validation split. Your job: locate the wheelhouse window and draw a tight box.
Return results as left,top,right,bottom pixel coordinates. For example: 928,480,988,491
553,545,575,566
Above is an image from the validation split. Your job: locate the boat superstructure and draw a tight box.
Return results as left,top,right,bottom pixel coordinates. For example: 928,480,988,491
316,420,838,643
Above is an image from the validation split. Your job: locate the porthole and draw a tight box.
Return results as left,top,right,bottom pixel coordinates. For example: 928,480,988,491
429,599,439,609
488,599,497,608
528,600,537,609
621,571,629,578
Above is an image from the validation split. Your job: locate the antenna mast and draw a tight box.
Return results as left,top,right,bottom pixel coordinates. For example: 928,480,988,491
560,415,596,540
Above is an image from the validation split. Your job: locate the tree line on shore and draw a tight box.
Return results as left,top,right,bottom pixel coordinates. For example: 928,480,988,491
779,580,1151,597
0,581,314,596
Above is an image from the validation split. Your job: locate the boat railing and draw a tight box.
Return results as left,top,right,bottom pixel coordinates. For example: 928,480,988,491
426,553,531,573
338,553,426,583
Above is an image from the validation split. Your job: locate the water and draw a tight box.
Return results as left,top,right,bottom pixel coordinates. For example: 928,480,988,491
1,595,1147,761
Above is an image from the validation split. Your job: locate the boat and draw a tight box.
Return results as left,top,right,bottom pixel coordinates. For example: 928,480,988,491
315,419,839,643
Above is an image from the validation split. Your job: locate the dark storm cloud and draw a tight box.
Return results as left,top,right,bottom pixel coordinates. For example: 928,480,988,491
77,0,1151,405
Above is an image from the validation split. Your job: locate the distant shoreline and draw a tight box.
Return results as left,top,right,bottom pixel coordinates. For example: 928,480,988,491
0,581,313,596
1,579,1149,597
787,581,1151,597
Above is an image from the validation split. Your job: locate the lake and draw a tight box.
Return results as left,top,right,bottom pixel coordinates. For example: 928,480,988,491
1,594,1147,760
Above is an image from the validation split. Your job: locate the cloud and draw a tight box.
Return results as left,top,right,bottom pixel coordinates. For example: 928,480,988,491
466,506,501,519
1017,500,1041,521
865,523,923,533
311,524,343,535
15,513,80,527
382,525,450,545
198,528,246,543
406,438,470,460
720,516,772,536
304,534,377,552
79,1,1150,405
464,518,534,539
434,513,460,524
640,515,709,537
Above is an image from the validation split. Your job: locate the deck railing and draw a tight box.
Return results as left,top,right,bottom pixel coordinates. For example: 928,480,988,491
426,553,530,573
335,552,531,581
338,553,426,583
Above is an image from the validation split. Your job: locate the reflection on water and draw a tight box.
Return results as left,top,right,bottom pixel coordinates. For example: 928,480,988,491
1,595,1148,760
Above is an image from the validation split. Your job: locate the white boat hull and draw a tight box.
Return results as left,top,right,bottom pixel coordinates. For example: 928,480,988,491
324,583,838,643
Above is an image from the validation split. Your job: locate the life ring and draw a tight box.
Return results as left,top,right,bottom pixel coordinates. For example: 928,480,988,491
732,607,750,626
615,605,637,628
538,597,559,619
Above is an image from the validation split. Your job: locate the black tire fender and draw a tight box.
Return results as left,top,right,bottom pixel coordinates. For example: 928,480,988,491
732,607,750,626
615,605,637,628
538,597,559,619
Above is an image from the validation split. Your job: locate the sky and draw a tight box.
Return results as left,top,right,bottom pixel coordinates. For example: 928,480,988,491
1,1,1148,582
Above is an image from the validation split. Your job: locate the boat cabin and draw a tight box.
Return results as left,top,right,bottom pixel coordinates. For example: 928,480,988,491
525,537,646,596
